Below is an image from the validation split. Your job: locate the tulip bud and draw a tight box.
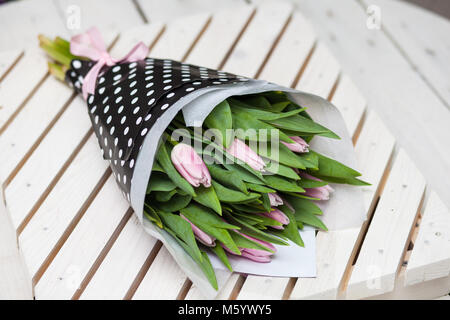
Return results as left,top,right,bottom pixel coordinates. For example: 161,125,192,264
226,138,265,172
298,171,334,200
256,208,290,230
171,143,211,187
222,233,276,263
180,214,216,246
281,136,309,153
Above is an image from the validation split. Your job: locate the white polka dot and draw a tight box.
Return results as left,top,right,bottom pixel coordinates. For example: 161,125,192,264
71,71,76,77
123,127,129,135
131,97,138,104
163,79,172,84
182,78,191,82
129,62,137,68
129,80,137,88
129,68,137,74
130,88,138,96
128,73,136,79
136,117,142,125
145,70,153,75
109,149,113,157
121,116,127,124
88,95,94,104
128,138,133,147
145,114,152,121
167,92,175,98
148,98,155,105
163,74,171,78
141,128,148,136
113,74,121,81
117,174,121,182
103,105,110,113
133,107,140,114
117,105,124,114
90,105,97,114
213,81,221,85
193,81,201,85
161,103,169,110
114,87,121,94
99,126,103,135
98,87,105,94
110,127,115,135
146,82,154,88
119,149,123,157
104,137,108,146
129,159,135,168
147,90,154,97
112,66,121,73
145,76,153,81
164,85,172,90
115,96,123,103
145,65,154,69
106,115,112,124
186,87,195,92
102,97,109,104
99,77,105,84
73,60,81,69
163,69,171,73
123,175,127,184
94,115,99,124
121,160,125,167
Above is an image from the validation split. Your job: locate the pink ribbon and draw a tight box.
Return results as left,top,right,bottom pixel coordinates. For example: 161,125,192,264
70,27,149,100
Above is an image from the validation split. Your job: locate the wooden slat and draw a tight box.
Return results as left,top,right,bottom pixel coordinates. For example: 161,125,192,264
18,135,109,278
5,96,90,230
405,191,450,285
185,6,255,69
0,50,22,80
0,76,72,184
80,215,158,299
290,111,395,300
0,0,69,51
132,247,187,300
34,177,129,299
257,11,316,87
346,149,426,299
0,50,48,135
222,1,293,77
296,43,340,99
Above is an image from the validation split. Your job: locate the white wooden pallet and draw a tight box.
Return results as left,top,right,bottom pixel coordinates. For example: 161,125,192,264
0,2,449,300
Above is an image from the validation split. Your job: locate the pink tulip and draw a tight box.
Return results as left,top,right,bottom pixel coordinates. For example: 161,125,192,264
171,143,211,187
180,214,216,246
298,171,334,200
256,208,290,230
226,138,265,172
268,193,283,206
222,233,276,263
281,136,309,153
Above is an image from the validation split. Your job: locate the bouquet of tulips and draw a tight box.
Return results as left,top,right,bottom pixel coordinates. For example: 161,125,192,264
39,28,367,291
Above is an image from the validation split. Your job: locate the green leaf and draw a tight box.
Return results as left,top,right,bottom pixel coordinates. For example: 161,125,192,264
264,175,305,193
212,181,260,203
310,151,362,178
284,196,327,230
154,189,178,202
206,164,248,193
143,204,163,228
229,230,275,253
180,204,241,254
146,172,176,193
298,179,328,189
193,185,222,215
245,183,275,193
225,212,288,246
311,174,371,186
154,194,192,212
229,101,306,121
211,244,233,271
297,152,319,169
267,115,340,139
152,162,164,172
222,163,265,184
158,211,203,262
204,100,233,148
180,203,240,230
265,162,300,180
156,142,196,196
254,142,306,170
261,193,272,213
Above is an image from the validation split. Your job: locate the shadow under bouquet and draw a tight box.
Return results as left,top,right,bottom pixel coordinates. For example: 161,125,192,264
39,27,368,296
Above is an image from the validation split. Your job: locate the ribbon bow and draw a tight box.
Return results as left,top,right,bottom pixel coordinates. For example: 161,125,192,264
70,27,149,100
